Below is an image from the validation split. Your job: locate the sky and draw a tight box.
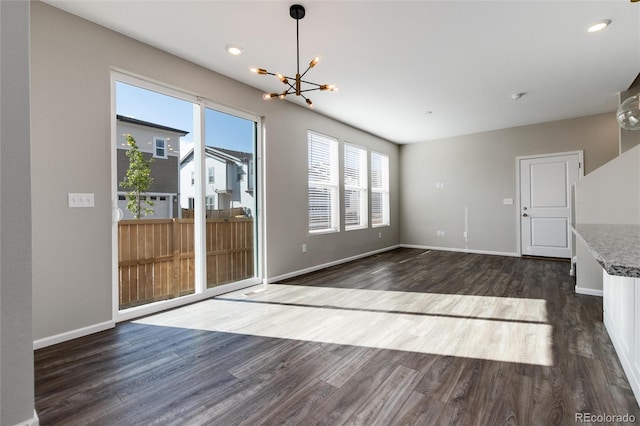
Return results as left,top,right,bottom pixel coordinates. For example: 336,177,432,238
116,81,255,153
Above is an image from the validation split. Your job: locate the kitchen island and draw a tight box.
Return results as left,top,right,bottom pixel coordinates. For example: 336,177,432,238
573,223,640,406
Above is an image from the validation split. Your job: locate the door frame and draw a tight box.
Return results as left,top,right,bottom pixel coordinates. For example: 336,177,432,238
110,69,265,323
515,150,583,257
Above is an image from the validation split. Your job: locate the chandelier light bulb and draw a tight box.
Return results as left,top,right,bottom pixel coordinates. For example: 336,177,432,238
309,57,320,68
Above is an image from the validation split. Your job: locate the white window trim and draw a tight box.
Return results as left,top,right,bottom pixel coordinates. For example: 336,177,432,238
371,151,390,227
208,166,215,184
344,143,368,231
308,130,340,234
153,136,167,159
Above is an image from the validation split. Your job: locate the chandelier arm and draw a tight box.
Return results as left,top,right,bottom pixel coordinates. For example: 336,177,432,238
298,79,323,87
300,66,313,79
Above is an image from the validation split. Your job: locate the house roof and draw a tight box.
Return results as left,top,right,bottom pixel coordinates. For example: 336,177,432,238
117,114,189,136
180,146,253,165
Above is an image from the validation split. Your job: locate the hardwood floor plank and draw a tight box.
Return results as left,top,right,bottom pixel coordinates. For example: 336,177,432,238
346,364,421,426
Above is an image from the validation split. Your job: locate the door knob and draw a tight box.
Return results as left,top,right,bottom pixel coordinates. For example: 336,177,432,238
522,213,529,217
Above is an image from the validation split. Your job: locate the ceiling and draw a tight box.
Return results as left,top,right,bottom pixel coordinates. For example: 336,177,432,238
44,1,640,144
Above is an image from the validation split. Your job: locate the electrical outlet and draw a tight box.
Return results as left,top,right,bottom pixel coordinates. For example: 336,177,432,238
437,230,445,237
463,231,468,238
302,244,307,253
378,232,382,239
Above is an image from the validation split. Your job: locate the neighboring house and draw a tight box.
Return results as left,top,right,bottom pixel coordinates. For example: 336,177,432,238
180,146,254,215
116,114,189,219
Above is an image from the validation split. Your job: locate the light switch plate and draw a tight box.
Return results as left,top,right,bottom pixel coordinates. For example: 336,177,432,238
503,198,514,205
68,193,95,208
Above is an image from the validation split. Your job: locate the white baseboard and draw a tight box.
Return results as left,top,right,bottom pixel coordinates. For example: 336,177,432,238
11,410,39,426
33,320,114,350
266,245,401,283
400,244,519,258
575,286,603,297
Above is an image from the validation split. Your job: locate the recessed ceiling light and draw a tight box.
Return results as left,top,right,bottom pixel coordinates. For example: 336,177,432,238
225,44,244,56
587,19,611,33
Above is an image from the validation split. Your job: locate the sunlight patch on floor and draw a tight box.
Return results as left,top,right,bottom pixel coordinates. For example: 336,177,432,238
134,284,553,366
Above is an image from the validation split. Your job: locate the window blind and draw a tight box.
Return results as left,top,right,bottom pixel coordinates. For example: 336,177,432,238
308,131,339,232
344,143,368,230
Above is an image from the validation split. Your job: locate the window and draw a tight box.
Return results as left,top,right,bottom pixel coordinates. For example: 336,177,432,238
371,151,390,226
308,131,339,233
206,196,215,210
344,143,368,230
208,166,215,184
247,161,254,191
191,170,195,186
154,137,167,158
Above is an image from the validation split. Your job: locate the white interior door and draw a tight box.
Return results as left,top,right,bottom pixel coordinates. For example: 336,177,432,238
519,152,582,258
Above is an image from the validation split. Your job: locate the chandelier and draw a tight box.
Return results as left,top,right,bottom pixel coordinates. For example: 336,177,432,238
250,4,337,108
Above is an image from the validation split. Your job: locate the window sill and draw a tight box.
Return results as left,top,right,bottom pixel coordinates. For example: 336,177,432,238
309,229,339,235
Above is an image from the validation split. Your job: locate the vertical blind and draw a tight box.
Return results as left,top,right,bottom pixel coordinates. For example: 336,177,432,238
308,131,339,232
344,143,368,229
371,151,389,226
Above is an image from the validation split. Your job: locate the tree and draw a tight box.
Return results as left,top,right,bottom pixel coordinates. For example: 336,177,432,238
120,134,154,219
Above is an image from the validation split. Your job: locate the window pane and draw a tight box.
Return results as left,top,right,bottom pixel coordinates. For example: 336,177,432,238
344,143,367,230
371,151,389,226
203,107,256,288
308,131,339,232
116,81,194,310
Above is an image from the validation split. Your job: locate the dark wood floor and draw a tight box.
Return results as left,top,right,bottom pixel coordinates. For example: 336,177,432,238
35,249,640,425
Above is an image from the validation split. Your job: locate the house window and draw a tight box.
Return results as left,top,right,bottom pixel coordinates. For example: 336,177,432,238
208,167,215,184
247,161,254,191
191,171,195,186
308,131,339,233
344,143,368,230
206,196,215,210
154,137,167,158
371,151,390,227
237,168,245,182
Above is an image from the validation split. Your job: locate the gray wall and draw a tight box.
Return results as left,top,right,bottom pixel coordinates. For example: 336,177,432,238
30,2,398,341
399,113,619,254
0,1,34,424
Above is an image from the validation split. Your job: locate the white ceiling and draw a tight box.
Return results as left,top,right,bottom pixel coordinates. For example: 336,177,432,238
45,1,640,144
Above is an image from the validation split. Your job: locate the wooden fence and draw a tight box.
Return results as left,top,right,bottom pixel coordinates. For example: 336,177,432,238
118,217,253,310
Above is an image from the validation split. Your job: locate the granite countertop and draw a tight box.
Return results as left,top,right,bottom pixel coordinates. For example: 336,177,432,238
572,224,640,278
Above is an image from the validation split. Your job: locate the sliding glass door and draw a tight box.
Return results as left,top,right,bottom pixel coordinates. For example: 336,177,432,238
113,73,260,316
203,107,257,288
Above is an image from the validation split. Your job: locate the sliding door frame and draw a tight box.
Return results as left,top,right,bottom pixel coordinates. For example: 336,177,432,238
110,69,264,323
